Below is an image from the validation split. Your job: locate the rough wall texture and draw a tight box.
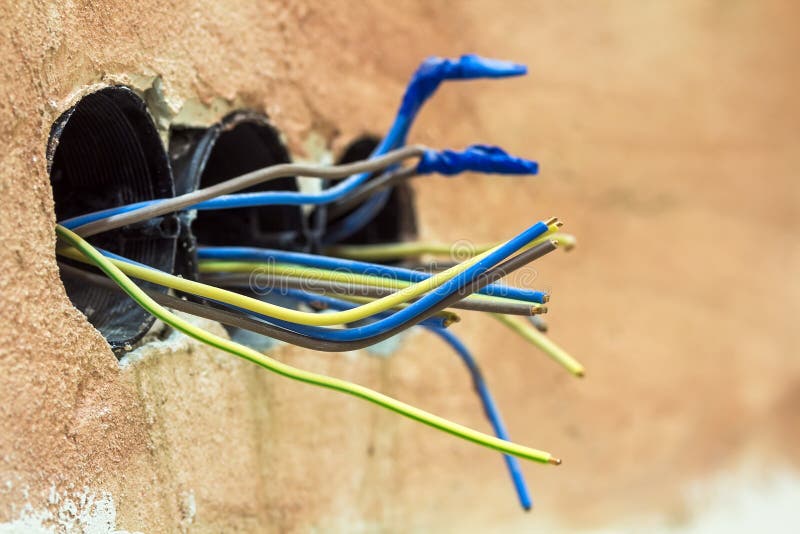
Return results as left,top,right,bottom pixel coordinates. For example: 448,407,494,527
0,1,798,532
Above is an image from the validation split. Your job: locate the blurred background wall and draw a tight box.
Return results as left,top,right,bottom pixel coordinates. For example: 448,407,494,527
0,1,797,532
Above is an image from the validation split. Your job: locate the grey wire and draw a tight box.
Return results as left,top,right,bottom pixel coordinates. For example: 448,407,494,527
200,272,543,316
73,145,428,238
403,260,460,272
326,166,417,219
527,315,548,333
57,239,557,352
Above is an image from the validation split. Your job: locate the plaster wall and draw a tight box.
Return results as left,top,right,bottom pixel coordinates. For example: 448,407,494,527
0,1,798,532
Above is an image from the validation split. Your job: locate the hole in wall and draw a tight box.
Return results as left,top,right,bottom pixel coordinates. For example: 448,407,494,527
170,112,305,347
49,86,178,355
169,111,305,280
322,135,418,247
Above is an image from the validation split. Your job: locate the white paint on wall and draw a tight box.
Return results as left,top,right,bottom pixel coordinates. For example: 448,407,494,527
0,486,140,534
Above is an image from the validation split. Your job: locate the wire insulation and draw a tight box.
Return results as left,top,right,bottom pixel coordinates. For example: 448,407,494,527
492,314,585,377
55,224,560,464
59,222,550,329
66,145,427,236
326,233,576,262
424,326,532,510
197,246,548,304
58,237,559,351
201,272,542,316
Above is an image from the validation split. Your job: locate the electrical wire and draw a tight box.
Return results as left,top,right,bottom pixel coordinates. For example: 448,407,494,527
198,263,546,312
197,246,548,304
215,288,461,336
323,55,530,244
224,239,558,350
326,167,416,219
200,272,543,316
65,145,427,237
58,235,558,352
191,236,558,345
491,314,585,377
56,224,561,465
323,188,394,245
58,221,551,328
424,326,532,510
323,143,543,245
527,315,548,333
326,232,576,262
58,262,455,340
279,288,458,326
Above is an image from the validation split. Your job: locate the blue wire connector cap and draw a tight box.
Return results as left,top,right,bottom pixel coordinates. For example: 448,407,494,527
417,145,539,176
397,54,528,128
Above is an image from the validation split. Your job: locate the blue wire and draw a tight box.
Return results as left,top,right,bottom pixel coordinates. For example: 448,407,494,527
324,55,529,244
285,288,451,330
99,220,549,342
59,143,536,230
197,246,547,304
60,56,531,231
322,188,392,245
423,326,532,511
233,290,532,509
215,288,451,332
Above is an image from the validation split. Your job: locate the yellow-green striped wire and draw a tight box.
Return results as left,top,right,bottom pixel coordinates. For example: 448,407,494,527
492,313,585,377
55,224,560,465
326,232,576,262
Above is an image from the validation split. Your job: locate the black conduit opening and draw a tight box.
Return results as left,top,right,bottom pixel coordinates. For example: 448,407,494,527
48,86,178,355
321,135,418,247
169,111,305,280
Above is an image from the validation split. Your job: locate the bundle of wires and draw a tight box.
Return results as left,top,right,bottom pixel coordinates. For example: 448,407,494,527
56,54,585,510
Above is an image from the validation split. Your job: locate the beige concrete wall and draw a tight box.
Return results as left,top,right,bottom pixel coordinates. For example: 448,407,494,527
0,1,798,532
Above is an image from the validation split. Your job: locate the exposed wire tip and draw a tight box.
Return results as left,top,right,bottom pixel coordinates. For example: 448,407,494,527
554,221,564,228
544,216,558,226
533,305,548,315
548,457,562,466
575,369,586,378
542,293,550,303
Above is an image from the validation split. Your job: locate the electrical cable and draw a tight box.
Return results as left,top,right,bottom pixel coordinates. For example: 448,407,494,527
64,145,427,236
197,245,548,304
323,143,542,245
491,314,585,377
326,232,576,262
67,141,539,240
200,272,543,316
326,167,417,219
56,224,561,465
228,239,557,349
58,263,455,338
198,262,546,312
58,235,558,352
278,288,459,327
193,237,558,345
424,326,532,510
213,288,461,335
323,55,530,244
59,221,552,328
323,188,394,245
